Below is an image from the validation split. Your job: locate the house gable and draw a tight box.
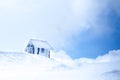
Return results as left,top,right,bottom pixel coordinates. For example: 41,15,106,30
25,39,52,58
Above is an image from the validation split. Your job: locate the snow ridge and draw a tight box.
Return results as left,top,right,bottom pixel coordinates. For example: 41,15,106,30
0,50,120,80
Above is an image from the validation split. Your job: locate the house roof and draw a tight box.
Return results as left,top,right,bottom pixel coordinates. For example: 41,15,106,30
28,39,53,50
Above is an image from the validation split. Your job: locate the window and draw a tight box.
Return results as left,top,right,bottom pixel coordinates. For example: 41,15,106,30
27,44,34,54
37,48,40,55
41,48,45,53
27,44,30,47
31,44,34,47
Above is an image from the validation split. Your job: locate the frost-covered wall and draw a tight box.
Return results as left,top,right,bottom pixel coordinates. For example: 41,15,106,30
25,39,52,58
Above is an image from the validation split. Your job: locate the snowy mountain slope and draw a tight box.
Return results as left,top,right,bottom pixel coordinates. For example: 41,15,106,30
0,52,65,70
0,50,120,80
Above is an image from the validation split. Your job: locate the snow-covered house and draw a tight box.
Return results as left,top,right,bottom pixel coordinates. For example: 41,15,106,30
25,39,53,58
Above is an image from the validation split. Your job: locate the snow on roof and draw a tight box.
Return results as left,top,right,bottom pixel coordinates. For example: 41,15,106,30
28,39,53,49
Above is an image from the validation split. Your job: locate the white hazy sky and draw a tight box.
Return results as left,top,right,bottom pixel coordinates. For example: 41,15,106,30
0,0,120,59
0,0,114,49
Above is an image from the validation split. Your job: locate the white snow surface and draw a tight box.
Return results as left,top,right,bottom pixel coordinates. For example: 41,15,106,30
0,50,120,80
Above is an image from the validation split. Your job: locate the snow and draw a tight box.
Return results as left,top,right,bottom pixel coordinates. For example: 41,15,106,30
0,50,120,80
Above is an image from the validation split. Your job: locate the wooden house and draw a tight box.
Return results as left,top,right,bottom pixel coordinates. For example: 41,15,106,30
25,39,52,58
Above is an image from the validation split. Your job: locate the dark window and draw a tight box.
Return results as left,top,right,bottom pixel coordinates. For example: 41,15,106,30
31,44,35,54
31,45,34,47
37,48,40,55
27,44,34,54
27,44,30,47
41,48,45,53
48,50,50,58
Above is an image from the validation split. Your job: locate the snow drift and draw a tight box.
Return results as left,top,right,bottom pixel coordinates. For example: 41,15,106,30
0,50,120,80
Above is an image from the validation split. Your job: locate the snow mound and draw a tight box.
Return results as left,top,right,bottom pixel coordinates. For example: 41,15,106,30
0,50,120,80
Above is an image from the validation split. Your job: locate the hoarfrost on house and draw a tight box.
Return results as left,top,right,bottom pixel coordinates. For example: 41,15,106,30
25,39,53,58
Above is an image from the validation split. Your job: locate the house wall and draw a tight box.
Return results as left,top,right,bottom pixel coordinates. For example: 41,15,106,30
25,42,50,58
26,46,50,58
34,47,50,58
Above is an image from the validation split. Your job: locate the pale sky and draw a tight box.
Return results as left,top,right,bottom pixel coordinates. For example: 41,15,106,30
0,0,120,58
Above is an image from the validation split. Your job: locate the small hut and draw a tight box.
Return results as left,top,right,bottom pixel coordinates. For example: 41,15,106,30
25,39,52,58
